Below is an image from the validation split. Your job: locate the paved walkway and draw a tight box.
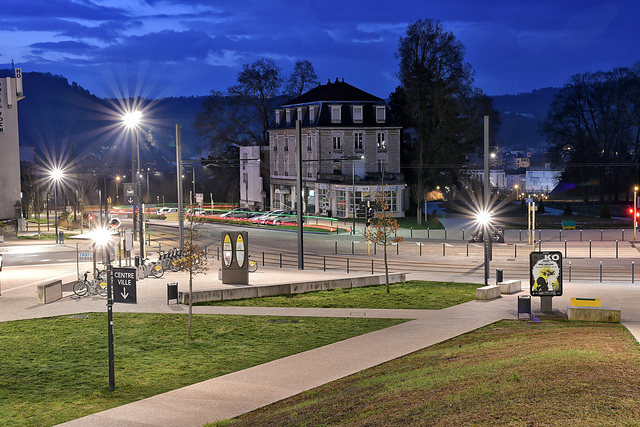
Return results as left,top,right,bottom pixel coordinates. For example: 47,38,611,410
2,236,640,426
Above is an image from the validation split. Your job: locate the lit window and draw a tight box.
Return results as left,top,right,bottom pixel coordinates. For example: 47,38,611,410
377,132,386,149
354,132,363,150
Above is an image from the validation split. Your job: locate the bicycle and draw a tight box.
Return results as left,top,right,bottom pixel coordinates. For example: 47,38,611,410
141,257,164,278
248,255,258,273
73,271,107,297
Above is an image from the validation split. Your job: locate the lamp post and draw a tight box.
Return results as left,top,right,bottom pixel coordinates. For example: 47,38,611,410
635,186,638,240
51,168,63,244
123,111,144,258
115,176,121,203
477,210,491,286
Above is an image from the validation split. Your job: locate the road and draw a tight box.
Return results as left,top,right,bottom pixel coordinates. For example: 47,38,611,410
9,219,640,283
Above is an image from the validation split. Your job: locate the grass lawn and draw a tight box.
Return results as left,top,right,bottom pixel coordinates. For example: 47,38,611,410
0,313,405,427
212,319,640,426
198,281,478,310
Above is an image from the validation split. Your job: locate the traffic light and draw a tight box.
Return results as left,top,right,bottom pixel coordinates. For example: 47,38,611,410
365,204,373,227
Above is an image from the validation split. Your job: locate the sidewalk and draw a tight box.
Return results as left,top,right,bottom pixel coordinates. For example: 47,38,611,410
2,237,640,426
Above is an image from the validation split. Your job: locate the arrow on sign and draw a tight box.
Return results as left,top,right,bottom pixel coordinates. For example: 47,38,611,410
127,197,134,204
121,290,129,300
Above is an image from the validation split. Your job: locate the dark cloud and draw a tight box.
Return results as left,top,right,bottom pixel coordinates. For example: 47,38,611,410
2,0,639,98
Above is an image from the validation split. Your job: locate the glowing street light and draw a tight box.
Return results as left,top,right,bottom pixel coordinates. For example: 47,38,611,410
51,168,64,244
476,209,492,286
122,110,144,258
635,186,639,240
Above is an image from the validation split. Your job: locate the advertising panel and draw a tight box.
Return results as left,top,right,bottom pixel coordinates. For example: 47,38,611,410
530,251,563,296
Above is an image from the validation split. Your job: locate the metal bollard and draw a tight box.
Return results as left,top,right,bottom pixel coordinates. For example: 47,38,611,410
351,241,354,255
633,261,635,284
580,230,583,241
323,256,326,272
262,251,265,266
462,229,465,240
559,230,562,241
569,260,572,282
589,240,592,258
467,243,469,257
371,259,374,275
442,243,445,256
335,241,338,254
396,243,399,255
279,253,282,268
601,229,603,241
411,227,413,238
622,229,625,241
515,244,517,258
616,240,619,259
420,242,422,256
519,229,522,241
445,229,447,240
427,228,430,239
347,258,350,274
564,240,567,258
600,261,603,282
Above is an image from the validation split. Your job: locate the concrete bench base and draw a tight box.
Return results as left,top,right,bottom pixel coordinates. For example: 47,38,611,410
37,280,63,304
498,280,521,294
476,285,501,300
567,306,620,323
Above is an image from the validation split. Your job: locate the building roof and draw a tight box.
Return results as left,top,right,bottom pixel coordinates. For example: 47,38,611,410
284,79,384,106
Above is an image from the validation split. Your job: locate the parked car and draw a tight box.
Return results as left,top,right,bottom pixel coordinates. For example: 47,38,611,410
220,208,255,219
250,210,283,224
266,210,298,225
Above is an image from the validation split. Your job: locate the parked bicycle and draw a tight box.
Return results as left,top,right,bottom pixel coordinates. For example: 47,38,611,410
141,257,164,278
73,271,107,297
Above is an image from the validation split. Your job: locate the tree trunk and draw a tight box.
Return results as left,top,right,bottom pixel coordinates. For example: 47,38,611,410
188,273,193,336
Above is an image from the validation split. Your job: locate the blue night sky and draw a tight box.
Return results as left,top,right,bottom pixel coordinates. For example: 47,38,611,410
1,0,639,100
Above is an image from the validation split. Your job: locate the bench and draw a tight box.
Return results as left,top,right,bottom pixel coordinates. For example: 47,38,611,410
498,280,521,294
567,306,620,322
476,285,501,300
37,280,63,304
562,220,576,230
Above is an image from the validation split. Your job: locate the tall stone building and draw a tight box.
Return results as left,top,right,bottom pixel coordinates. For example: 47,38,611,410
268,79,405,218
0,69,24,220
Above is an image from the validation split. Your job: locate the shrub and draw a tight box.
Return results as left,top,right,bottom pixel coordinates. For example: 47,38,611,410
563,203,573,217
600,203,611,219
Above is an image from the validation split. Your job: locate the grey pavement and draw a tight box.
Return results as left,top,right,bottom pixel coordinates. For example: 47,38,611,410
2,235,640,426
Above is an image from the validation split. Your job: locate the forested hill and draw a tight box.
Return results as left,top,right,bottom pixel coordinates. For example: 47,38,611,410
0,70,208,166
491,87,560,150
1,70,556,162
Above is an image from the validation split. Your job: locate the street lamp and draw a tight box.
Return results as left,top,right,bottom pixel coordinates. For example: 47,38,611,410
477,209,492,286
634,186,639,240
123,110,144,258
51,168,63,244
115,176,121,203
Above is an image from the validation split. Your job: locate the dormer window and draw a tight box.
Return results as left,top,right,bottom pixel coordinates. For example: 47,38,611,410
353,106,363,122
331,105,342,123
297,107,305,122
309,106,316,122
285,109,292,125
376,106,386,123
275,110,282,126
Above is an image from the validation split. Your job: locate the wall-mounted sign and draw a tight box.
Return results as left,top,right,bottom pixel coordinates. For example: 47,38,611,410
530,251,563,296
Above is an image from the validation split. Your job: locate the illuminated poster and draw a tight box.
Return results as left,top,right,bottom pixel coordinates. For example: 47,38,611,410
223,233,232,267
236,234,245,268
530,251,563,296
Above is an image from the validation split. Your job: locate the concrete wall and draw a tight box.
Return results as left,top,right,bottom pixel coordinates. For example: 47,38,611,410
178,273,406,304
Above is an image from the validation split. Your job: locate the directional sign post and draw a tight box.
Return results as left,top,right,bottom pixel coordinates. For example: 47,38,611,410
112,267,137,304
124,182,136,205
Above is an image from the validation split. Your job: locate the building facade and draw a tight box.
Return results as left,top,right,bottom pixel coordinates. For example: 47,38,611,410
0,69,24,220
268,79,405,218
239,145,270,211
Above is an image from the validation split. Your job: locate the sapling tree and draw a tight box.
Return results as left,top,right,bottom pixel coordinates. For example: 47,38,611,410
364,191,403,293
174,215,208,336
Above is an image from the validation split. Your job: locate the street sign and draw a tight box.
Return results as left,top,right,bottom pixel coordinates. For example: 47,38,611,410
112,267,137,304
124,183,136,205
78,251,93,261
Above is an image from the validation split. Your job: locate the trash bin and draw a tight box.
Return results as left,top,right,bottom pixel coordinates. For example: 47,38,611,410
58,231,64,244
496,268,504,283
167,282,178,305
518,295,531,319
